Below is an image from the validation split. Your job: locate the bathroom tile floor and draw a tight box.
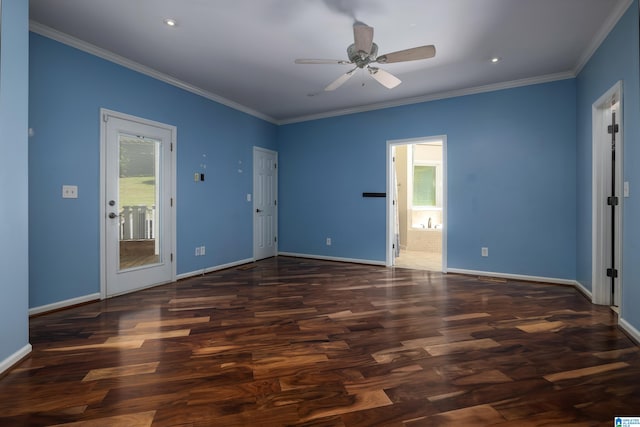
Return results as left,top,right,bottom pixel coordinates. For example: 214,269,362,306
394,249,442,271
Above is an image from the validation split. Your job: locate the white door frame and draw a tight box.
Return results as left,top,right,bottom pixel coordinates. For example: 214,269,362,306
99,109,177,299
253,146,278,260
592,81,623,307
386,136,448,271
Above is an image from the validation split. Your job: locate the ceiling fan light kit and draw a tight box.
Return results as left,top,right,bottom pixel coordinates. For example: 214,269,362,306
295,22,436,92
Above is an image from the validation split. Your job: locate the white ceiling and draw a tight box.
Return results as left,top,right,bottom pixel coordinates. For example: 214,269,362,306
29,0,631,124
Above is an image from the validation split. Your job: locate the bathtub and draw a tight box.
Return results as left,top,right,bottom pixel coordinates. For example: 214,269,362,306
406,226,442,252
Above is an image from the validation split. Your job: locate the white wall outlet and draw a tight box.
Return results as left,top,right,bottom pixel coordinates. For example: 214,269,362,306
200,245,205,256
247,194,252,202
481,247,489,257
62,185,78,199
326,237,332,246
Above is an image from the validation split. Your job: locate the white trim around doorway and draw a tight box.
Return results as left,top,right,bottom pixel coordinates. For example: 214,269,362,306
386,136,448,271
591,81,623,308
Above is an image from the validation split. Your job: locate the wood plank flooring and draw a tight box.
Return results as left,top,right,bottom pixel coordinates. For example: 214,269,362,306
2,256,640,426
120,240,159,270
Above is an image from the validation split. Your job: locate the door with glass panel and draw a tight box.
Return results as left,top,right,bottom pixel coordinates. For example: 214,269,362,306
102,110,175,297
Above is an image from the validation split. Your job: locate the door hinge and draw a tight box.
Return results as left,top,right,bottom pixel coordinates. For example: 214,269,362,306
392,243,395,249
274,163,277,169
393,200,396,206
170,142,173,152
274,200,277,206
170,197,174,207
170,253,174,262
274,236,277,243
607,196,619,206
608,124,619,134
606,268,618,278
103,113,108,122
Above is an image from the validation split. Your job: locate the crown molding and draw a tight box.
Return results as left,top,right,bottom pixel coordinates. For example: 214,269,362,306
573,0,634,75
30,0,631,128
29,21,278,125
279,71,575,125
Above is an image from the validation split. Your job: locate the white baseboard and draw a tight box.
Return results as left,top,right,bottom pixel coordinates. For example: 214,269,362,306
0,344,32,375
573,280,594,300
446,268,579,287
278,252,386,266
29,293,100,316
619,317,640,343
176,258,255,281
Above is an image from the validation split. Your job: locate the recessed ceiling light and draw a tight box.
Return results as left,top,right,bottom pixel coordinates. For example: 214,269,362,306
491,57,501,63
164,18,177,27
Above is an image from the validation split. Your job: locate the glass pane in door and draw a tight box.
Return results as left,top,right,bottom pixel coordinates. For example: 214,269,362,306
118,133,161,270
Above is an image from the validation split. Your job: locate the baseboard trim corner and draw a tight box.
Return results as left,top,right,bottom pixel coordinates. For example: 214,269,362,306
29,293,101,316
619,317,640,344
573,280,593,301
0,344,32,376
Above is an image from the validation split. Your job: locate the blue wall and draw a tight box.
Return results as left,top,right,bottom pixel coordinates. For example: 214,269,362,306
278,80,577,279
29,33,277,308
0,0,30,364
576,2,640,324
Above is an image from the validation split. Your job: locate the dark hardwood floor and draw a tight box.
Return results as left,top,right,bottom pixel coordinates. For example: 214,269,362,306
1,256,639,426
120,240,160,270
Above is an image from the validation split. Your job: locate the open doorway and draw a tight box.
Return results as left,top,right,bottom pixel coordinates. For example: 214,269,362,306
387,136,447,271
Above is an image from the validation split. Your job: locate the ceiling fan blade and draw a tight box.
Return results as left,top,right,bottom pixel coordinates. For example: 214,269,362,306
368,67,401,89
325,67,357,91
376,45,436,64
295,58,352,65
353,23,374,55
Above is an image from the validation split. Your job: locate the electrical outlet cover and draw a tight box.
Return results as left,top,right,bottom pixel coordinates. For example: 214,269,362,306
62,185,78,199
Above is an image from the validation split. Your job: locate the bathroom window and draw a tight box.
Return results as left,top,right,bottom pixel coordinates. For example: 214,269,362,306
413,165,437,206
412,162,442,208
409,142,443,211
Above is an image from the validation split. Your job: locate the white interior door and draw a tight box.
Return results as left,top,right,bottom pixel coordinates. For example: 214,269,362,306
253,147,277,260
592,82,623,307
101,109,175,297
391,149,400,264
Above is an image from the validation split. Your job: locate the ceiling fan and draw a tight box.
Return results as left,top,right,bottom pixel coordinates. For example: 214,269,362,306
295,22,436,92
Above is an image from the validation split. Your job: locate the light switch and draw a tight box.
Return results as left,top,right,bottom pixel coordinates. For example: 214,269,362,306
247,194,252,202
624,181,629,197
62,185,78,199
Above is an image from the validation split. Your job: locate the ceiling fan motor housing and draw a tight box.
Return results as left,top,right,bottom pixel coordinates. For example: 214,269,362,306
348,43,378,68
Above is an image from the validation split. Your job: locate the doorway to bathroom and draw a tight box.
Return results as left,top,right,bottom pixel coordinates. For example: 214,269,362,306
387,136,447,271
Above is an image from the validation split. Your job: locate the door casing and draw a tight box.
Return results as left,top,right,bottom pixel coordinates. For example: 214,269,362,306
592,81,623,308
386,136,448,270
